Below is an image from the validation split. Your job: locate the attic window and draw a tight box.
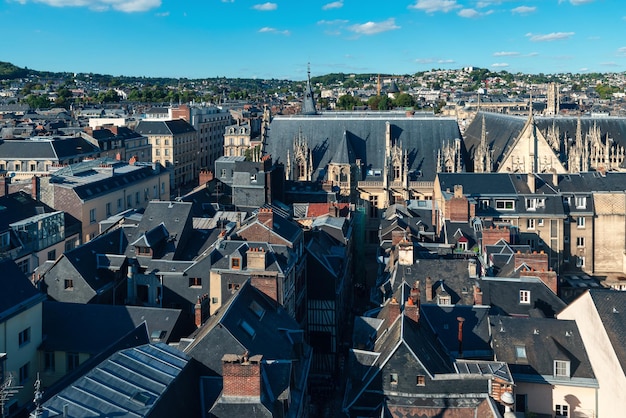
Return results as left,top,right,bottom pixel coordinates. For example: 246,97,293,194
150,330,166,341
240,320,256,338
416,375,425,386
130,391,154,406
519,290,530,304
249,301,265,319
64,279,74,290
554,360,570,378
515,345,527,360
231,257,241,269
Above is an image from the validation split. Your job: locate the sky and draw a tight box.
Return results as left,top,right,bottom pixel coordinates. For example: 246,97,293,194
2,0,626,81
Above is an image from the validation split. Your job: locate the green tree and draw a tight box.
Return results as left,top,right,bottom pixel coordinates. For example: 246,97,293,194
24,94,52,109
337,94,360,110
377,96,391,110
393,93,415,108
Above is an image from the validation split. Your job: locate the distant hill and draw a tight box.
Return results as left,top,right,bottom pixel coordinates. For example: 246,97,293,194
0,61,31,80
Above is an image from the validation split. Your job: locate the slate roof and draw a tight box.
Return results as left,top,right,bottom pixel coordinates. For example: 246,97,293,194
266,113,462,182
0,136,99,160
0,191,78,233
464,112,626,171
480,276,566,317
420,305,492,358
0,259,44,322
135,119,196,136
587,289,626,375
42,301,185,353
184,280,310,375
41,343,195,418
490,316,596,384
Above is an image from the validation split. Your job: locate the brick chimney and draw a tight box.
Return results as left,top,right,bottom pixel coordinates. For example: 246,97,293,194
194,294,209,327
0,174,10,197
387,297,401,325
391,230,405,246
482,225,511,253
199,170,214,186
514,250,549,273
404,282,420,323
447,185,469,222
250,274,278,305
257,207,273,229
222,353,263,398
31,176,39,201
398,240,414,266
425,276,433,302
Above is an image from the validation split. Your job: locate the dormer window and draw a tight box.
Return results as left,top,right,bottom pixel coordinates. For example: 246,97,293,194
390,373,398,386
496,200,514,210
575,196,586,209
231,257,241,270
554,360,570,377
136,246,151,256
515,345,527,360
519,290,531,304
438,295,451,305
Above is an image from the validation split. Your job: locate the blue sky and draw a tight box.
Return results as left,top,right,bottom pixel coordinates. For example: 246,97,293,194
3,0,626,80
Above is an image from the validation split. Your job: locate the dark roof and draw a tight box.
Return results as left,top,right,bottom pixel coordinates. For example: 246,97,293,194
0,191,61,231
0,259,44,321
480,276,566,317
41,343,195,418
0,136,99,160
266,114,461,182
70,164,161,200
135,119,196,136
185,281,309,375
490,316,596,383
42,301,185,353
437,172,518,196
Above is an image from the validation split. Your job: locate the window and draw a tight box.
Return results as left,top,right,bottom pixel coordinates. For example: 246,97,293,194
47,250,56,261
228,283,240,292
515,345,527,359
575,196,586,209
19,362,29,385
89,208,96,224
527,219,535,229
221,168,227,177
117,198,123,211
390,373,398,385
577,237,585,247
416,375,425,386
30,164,36,171
18,328,31,347
554,360,570,377
127,195,132,208
240,320,256,338
17,259,29,274
155,149,160,156
496,200,514,210
526,198,536,210
576,256,585,268
189,277,202,287
212,297,218,304
519,290,531,304
231,257,240,269
479,199,489,210
67,353,79,372
538,218,544,226
136,246,151,255
135,192,140,204
577,217,585,228
556,404,569,417
44,351,55,372
64,279,74,290
249,301,266,319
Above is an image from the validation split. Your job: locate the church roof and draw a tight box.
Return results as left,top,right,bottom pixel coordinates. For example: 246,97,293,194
266,113,461,182
329,130,356,165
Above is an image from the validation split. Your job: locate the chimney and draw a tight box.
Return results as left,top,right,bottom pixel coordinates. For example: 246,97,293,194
31,176,39,201
473,283,483,305
247,247,267,270
257,207,273,229
387,297,401,325
552,169,559,187
454,184,463,198
391,230,404,246
194,297,202,328
222,353,263,398
250,274,278,305
199,170,214,186
457,317,465,357
0,174,10,197
404,282,420,323
398,240,414,266
425,276,433,302
527,173,535,193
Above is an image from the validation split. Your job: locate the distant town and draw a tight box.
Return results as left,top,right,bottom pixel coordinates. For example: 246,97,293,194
1,60,626,418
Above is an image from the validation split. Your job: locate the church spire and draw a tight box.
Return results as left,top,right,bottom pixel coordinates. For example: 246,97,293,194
301,63,317,115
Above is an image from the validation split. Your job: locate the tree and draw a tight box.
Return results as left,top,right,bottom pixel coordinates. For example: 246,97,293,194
337,94,361,110
377,96,391,110
367,95,382,110
393,93,415,108
24,94,51,109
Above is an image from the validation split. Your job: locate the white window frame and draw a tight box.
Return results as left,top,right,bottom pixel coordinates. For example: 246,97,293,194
575,196,586,209
576,236,585,247
496,200,515,211
526,198,536,211
577,217,585,228
556,404,569,417
519,290,531,304
554,360,570,377
576,256,585,268
527,218,535,230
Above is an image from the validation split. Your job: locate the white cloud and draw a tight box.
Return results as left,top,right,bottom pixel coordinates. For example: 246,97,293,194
14,0,161,12
493,51,520,56
601,61,619,67
415,58,434,64
317,19,348,25
617,47,626,56
408,0,460,13
568,0,595,5
458,8,479,18
491,62,509,67
155,10,168,16
322,0,343,10
253,2,277,11
511,5,536,14
348,18,400,35
221,0,234,2
526,32,574,42
437,59,455,64
258,27,290,35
